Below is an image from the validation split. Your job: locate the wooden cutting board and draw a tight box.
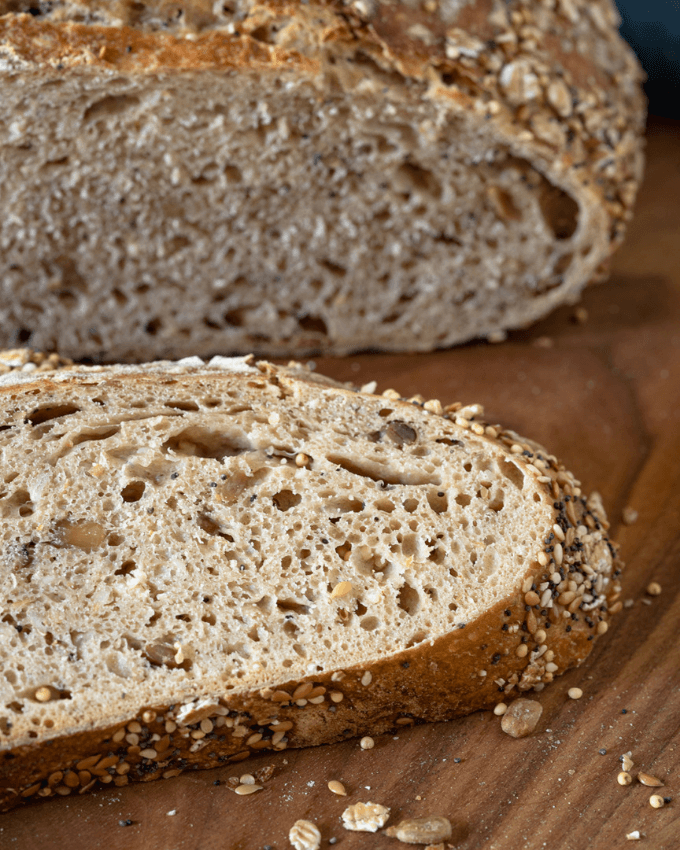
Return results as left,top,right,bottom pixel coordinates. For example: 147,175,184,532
2,116,679,850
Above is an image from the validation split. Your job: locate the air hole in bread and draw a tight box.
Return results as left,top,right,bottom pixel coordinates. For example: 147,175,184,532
501,460,525,490
114,560,136,577
83,94,141,123
165,400,200,412
277,599,309,616
71,426,120,447
406,630,428,648
328,454,440,487
121,481,145,502
488,493,505,512
145,318,162,336
162,426,251,459
374,498,395,513
197,514,233,540
537,182,579,239
298,314,328,336
327,497,363,514
455,493,472,507
397,581,420,616
360,616,380,631
428,546,445,565
394,161,442,199
427,490,448,513
272,490,301,511
319,258,347,277
26,404,80,426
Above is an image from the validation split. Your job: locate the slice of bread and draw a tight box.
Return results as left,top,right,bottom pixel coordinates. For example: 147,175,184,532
0,1,644,360
0,355,621,809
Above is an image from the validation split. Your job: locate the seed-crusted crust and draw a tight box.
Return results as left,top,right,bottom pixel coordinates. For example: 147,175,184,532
0,1,644,353
0,354,622,810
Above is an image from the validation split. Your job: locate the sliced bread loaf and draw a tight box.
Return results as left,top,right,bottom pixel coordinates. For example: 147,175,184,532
0,0,644,361
0,355,621,809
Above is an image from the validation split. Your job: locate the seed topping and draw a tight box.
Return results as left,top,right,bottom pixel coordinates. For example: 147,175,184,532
385,815,452,844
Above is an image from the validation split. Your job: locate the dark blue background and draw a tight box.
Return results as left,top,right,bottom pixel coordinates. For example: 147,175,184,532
615,0,680,117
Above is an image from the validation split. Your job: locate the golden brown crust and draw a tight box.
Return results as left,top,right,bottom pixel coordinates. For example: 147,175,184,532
0,355,623,811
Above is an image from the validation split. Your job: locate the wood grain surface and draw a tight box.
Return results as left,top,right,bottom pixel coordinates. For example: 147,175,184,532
1,116,679,850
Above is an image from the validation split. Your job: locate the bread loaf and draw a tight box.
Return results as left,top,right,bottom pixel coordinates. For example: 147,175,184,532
0,0,644,361
0,355,621,809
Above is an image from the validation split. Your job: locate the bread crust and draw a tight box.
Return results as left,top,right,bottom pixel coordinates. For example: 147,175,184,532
0,1,644,357
0,356,622,810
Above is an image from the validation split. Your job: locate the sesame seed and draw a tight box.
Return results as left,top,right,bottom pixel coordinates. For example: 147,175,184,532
239,774,256,785
597,621,609,635
35,686,51,702
515,644,528,658
534,629,547,644
328,780,347,796
361,672,372,686
626,831,641,840
568,687,583,700
234,784,262,795
293,682,314,700
618,772,633,786
649,794,665,808
537,552,549,567
552,524,565,542
493,703,507,716
127,721,142,734
330,691,344,703
638,773,664,787
330,581,352,599
139,748,158,759
554,543,564,565
646,581,662,596
360,737,375,750
524,591,540,606
142,710,156,724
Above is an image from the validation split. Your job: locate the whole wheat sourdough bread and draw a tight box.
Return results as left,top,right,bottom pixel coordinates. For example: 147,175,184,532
0,0,644,361
0,354,621,809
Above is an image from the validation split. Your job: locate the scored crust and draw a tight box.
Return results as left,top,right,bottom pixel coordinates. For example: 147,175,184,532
0,354,622,809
